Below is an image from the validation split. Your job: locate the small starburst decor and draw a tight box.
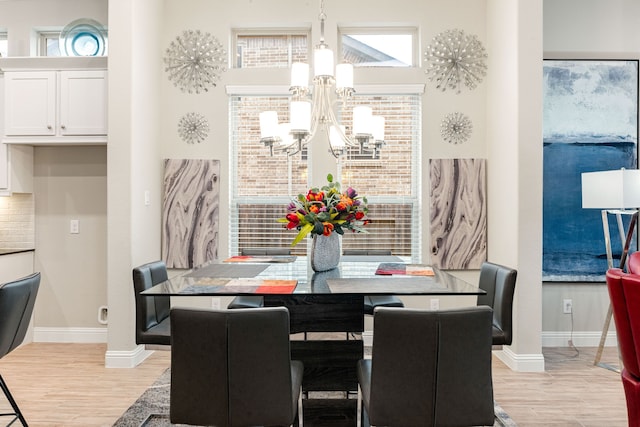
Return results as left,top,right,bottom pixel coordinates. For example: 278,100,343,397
164,30,227,94
441,112,473,145
178,112,209,144
424,29,488,94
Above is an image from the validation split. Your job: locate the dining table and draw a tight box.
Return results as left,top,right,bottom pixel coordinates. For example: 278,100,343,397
142,254,485,427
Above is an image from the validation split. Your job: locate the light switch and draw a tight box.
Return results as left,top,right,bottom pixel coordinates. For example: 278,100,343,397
70,219,79,234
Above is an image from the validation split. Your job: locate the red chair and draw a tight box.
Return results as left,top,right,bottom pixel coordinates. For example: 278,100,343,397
606,268,640,426
629,251,640,275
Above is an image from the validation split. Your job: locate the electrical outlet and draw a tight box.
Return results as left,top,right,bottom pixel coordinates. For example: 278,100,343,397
430,298,440,310
563,299,572,314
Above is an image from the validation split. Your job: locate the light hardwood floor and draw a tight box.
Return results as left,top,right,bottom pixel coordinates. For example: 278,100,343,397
0,343,629,426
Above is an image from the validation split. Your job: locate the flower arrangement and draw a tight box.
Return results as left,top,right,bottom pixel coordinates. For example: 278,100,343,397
279,174,369,246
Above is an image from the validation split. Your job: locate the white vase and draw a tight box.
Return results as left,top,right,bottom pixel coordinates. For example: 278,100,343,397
310,233,341,272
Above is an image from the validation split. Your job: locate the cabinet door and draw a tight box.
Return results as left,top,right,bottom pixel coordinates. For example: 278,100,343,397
0,142,8,191
59,70,107,135
4,72,56,136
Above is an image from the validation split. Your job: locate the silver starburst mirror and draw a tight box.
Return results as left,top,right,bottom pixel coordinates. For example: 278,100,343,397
440,112,473,145
178,112,209,144
424,29,488,94
164,30,227,94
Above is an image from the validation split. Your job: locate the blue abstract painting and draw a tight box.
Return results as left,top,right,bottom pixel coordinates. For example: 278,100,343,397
543,60,638,282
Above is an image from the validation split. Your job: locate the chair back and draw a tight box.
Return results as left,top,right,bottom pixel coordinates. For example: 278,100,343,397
477,261,517,345
607,268,640,376
132,261,170,345
367,306,494,427
170,306,300,427
241,247,291,256
629,251,640,274
0,273,40,359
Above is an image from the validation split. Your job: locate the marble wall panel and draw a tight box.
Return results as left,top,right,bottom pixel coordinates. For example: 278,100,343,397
429,158,487,269
162,159,219,268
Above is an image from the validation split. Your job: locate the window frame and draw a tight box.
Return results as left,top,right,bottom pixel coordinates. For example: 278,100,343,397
338,26,418,68
227,84,423,260
231,27,311,69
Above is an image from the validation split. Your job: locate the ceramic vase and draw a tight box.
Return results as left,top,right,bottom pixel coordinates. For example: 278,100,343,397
310,233,341,272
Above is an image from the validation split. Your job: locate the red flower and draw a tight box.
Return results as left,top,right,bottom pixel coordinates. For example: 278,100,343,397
322,222,334,236
355,211,365,220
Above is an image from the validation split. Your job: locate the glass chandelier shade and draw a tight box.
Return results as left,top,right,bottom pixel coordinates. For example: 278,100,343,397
259,4,385,158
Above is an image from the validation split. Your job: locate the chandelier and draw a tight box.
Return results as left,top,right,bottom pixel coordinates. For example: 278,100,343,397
258,1,385,158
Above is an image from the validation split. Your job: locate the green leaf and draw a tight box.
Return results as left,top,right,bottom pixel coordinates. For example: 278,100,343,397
327,173,333,183
291,223,314,246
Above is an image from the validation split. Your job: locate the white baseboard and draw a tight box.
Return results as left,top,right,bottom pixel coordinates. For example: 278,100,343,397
494,347,545,372
541,330,617,348
105,345,154,368
33,327,107,343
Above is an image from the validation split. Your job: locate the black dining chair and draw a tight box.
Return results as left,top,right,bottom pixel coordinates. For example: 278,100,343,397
357,306,495,427
342,249,405,315
477,261,517,345
0,272,40,427
170,306,304,426
132,260,171,346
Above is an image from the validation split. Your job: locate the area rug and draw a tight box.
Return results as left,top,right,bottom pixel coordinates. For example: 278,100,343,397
113,369,517,427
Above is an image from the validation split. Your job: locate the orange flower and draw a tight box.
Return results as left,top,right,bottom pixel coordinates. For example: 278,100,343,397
309,205,320,214
335,201,347,212
340,194,353,206
322,222,334,236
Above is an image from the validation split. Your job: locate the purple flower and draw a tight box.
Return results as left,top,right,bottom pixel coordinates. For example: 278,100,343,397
346,187,357,198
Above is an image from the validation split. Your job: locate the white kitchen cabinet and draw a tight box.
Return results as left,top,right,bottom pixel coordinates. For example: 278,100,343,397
0,143,33,194
3,69,107,144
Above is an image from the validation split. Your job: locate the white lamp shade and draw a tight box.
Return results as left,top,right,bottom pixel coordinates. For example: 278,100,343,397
581,168,640,209
353,106,373,136
290,101,311,132
335,63,354,89
371,115,385,141
277,123,293,146
329,125,346,148
314,47,334,77
259,111,279,139
291,63,309,87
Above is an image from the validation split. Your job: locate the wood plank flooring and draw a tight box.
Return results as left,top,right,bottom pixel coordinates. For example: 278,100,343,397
0,343,629,426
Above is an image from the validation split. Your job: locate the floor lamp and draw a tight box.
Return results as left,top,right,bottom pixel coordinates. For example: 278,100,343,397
581,168,640,370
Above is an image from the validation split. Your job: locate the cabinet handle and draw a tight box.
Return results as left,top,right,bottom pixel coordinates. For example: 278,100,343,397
47,125,52,130
61,124,66,129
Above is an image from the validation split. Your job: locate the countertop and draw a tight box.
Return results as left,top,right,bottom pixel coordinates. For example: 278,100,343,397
0,249,35,256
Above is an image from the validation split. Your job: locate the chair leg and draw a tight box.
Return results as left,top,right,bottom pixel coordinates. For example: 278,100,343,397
357,384,362,427
0,374,27,426
296,391,304,427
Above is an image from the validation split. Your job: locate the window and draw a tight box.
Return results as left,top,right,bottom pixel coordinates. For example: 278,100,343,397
38,31,61,56
0,32,7,58
229,87,422,258
339,27,417,67
232,29,309,68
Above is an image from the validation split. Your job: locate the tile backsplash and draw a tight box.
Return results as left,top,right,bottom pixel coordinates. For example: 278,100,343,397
0,193,35,248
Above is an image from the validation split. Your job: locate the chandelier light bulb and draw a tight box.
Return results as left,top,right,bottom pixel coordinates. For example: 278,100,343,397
291,63,309,88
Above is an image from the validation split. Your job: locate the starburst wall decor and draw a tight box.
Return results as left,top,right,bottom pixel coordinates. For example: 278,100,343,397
440,112,472,144
178,112,209,144
164,30,227,94
424,29,487,94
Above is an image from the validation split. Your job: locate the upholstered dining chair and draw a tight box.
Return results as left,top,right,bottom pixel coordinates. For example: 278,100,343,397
477,261,517,345
607,268,640,426
357,306,495,427
0,272,40,427
170,306,304,427
132,260,171,346
342,249,405,315
628,251,640,274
